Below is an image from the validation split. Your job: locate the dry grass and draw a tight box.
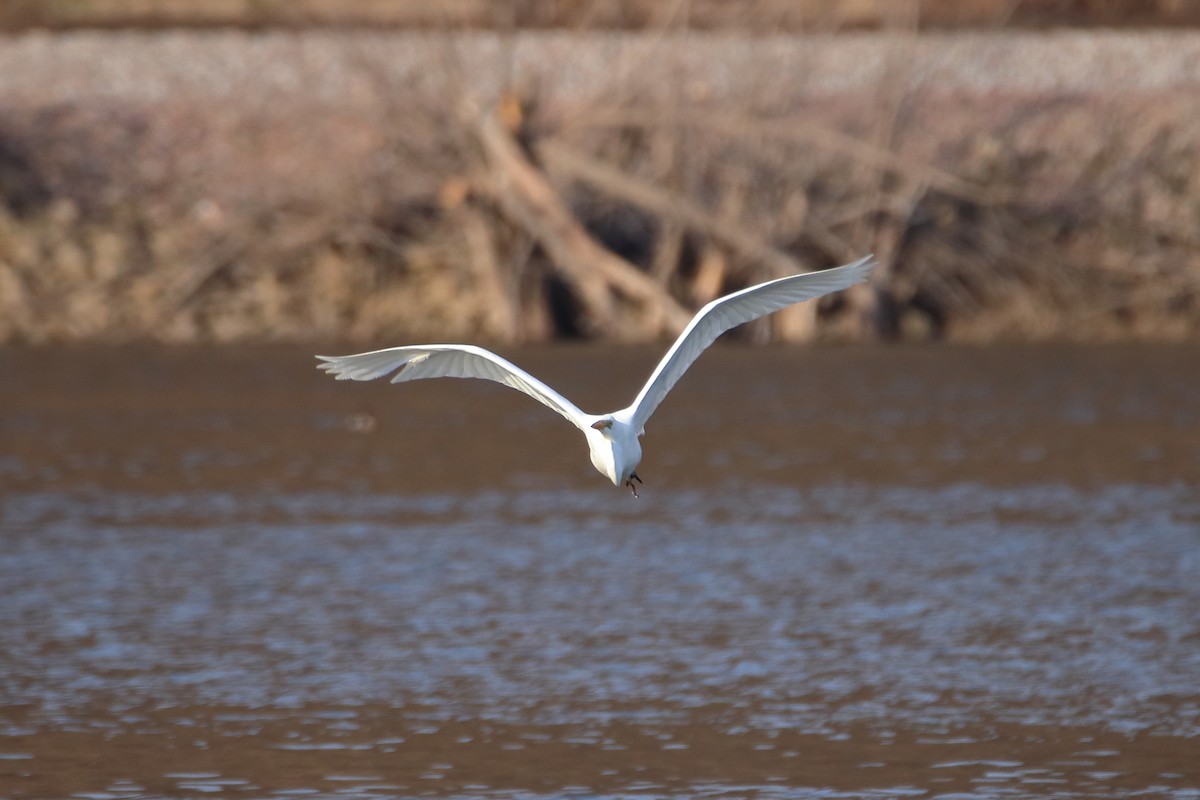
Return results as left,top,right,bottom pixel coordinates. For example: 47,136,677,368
1,0,1198,31
1,28,1199,344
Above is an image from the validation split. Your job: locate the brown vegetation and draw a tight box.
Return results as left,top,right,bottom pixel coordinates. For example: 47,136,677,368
0,29,1199,345
2,0,1198,31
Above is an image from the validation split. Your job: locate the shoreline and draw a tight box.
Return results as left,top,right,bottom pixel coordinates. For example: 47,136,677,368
1,30,1198,344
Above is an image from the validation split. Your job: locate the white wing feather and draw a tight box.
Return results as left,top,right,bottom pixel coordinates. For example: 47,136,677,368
316,344,589,431
623,255,876,432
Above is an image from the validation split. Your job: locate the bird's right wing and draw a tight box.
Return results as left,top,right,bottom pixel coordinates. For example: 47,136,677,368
316,344,589,431
624,255,876,433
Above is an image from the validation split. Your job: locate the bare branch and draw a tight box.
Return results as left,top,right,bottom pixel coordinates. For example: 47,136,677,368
565,108,1020,206
474,109,693,336
541,139,814,278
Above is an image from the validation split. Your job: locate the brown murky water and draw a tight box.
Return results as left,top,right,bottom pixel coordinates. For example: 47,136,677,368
1,344,1198,799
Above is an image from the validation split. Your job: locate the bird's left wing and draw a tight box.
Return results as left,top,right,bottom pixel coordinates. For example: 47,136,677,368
623,255,876,433
316,344,589,431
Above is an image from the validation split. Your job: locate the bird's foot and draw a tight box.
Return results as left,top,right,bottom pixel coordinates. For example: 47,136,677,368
624,472,643,497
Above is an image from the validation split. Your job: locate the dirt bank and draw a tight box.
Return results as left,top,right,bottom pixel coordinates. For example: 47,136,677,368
1,30,1198,344
2,0,1197,32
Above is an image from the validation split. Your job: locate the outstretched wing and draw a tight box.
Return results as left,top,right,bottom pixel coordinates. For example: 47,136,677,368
316,344,589,431
623,255,876,432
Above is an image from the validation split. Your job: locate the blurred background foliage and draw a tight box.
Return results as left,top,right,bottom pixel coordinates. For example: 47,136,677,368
2,0,1198,31
0,1,1198,344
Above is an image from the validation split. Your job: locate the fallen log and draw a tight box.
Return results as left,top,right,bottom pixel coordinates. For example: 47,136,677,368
540,139,830,340
474,110,693,338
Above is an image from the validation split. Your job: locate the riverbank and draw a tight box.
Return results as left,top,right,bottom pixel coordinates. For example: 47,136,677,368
2,0,1197,32
1,30,1198,343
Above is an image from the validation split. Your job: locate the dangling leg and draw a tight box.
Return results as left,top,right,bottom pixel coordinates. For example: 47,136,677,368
624,472,642,497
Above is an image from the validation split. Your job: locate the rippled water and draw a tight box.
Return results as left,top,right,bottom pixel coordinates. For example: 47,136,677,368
1,345,1197,798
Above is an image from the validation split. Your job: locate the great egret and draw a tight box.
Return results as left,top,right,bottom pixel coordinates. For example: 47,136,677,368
318,255,875,495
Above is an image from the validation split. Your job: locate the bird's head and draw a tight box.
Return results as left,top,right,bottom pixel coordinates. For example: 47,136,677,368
590,418,614,435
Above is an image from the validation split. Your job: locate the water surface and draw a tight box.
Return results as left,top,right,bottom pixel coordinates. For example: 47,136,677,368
1,345,1197,798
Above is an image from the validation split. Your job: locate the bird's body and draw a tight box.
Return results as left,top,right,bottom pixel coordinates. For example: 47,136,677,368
583,409,642,487
318,256,875,494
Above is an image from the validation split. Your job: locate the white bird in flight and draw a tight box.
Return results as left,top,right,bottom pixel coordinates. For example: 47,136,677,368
317,255,875,495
